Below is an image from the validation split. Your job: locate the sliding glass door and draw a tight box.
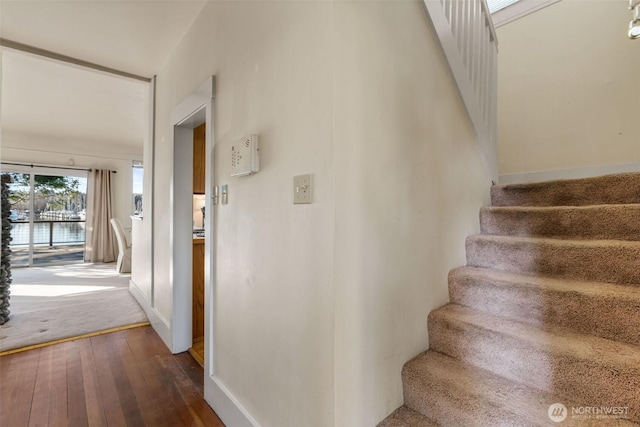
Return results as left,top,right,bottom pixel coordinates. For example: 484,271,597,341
2,169,88,267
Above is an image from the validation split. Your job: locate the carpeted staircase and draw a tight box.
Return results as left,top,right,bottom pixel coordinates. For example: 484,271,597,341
379,173,640,427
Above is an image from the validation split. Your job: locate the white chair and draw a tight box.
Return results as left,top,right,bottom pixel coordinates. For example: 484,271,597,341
110,218,131,273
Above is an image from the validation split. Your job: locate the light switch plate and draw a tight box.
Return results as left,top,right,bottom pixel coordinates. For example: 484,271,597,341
221,184,228,205
293,174,312,204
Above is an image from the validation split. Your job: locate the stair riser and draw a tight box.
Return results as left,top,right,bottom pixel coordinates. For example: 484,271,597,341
466,237,640,286
490,173,640,207
428,314,640,422
480,206,640,241
448,274,640,347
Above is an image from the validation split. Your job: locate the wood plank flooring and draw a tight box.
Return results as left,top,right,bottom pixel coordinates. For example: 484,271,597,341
0,326,225,427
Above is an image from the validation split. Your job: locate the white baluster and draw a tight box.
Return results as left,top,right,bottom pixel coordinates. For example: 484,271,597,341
445,0,452,24
421,0,498,179
456,0,465,55
451,0,458,42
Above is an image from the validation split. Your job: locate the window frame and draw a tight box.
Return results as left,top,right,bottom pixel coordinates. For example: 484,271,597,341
491,0,562,28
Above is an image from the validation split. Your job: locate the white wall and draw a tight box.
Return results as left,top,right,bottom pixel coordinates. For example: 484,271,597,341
332,2,490,424
496,0,640,177
1,130,142,232
153,4,334,425
150,1,490,426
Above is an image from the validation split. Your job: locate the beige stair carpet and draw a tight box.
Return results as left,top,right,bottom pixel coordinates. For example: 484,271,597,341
380,173,640,426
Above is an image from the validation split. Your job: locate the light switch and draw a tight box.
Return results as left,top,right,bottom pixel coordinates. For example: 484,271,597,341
221,185,228,205
293,174,312,204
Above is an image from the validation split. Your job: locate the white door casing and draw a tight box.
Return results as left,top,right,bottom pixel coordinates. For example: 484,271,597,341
169,76,215,356
170,75,257,427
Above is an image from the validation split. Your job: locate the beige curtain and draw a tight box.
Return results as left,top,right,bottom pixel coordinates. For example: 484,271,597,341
85,169,116,263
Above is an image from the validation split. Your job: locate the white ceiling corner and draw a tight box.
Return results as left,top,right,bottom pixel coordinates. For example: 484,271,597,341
2,50,149,150
0,0,207,78
0,0,206,155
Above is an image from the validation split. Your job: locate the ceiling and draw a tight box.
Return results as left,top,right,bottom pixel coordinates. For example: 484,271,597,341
2,50,149,150
1,0,206,153
1,0,206,78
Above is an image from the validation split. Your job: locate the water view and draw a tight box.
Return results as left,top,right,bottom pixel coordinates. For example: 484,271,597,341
3,171,88,266
10,220,86,247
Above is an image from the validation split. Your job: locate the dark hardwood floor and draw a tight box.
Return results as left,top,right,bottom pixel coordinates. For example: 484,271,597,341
0,326,225,427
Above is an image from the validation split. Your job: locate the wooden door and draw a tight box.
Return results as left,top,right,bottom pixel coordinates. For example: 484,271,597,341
193,123,206,194
191,122,206,366
190,239,205,366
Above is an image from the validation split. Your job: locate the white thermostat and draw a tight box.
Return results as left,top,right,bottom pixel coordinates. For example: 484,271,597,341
231,134,260,177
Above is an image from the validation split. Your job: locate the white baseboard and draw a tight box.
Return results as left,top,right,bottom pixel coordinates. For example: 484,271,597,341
129,279,173,352
205,376,261,427
498,162,640,185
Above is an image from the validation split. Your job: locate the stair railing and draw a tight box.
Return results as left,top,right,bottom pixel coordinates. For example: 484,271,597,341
422,0,499,181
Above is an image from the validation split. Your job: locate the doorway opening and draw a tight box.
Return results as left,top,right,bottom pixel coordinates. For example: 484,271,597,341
169,76,218,410
171,107,206,361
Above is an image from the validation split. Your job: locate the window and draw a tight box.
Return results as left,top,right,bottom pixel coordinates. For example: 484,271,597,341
487,0,522,14
489,0,561,28
132,160,143,216
2,169,87,266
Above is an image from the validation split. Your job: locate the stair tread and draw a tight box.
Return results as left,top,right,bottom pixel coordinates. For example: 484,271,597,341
430,304,640,368
428,305,640,422
468,233,640,247
378,406,440,427
404,350,551,426
482,203,640,212
479,204,640,241
449,266,640,347
404,351,637,426
450,266,640,300
490,172,640,207
466,234,640,285
492,172,640,191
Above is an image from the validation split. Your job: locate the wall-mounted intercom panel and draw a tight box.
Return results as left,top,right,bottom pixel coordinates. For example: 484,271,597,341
231,134,260,177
